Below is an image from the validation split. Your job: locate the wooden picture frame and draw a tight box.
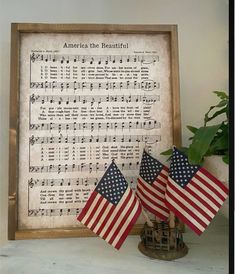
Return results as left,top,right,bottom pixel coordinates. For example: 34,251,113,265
8,23,181,240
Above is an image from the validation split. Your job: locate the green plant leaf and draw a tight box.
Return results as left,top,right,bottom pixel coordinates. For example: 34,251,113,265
188,124,221,165
214,100,228,108
207,122,228,155
160,147,189,161
213,91,229,100
209,133,228,152
222,153,229,164
186,125,198,134
160,148,173,162
160,148,173,156
204,106,228,125
203,91,228,126
226,103,229,119
179,147,189,156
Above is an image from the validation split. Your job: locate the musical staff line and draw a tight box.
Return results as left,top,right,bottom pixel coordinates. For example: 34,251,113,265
29,134,161,145
30,94,160,105
29,162,140,174
30,53,159,65
28,208,81,217
30,80,159,91
29,120,161,132
28,176,136,188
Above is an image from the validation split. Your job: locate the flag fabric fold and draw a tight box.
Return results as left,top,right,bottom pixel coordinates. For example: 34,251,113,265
77,161,142,250
136,150,170,220
165,147,229,235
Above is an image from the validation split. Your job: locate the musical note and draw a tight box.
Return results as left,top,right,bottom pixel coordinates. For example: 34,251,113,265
29,120,161,132
29,54,159,65
28,208,81,217
29,162,140,174
28,176,136,188
26,45,165,224
30,80,159,91
29,94,160,105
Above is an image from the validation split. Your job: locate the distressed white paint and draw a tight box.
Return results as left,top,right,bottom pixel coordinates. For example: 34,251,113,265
0,214,229,274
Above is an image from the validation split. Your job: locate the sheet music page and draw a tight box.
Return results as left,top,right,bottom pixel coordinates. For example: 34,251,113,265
19,33,172,229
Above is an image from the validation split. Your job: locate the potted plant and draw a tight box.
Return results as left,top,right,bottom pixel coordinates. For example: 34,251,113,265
161,91,229,217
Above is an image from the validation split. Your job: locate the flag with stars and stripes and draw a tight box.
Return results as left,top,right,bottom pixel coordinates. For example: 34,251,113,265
165,147,229,235
77,161,142,250
136,150,170,220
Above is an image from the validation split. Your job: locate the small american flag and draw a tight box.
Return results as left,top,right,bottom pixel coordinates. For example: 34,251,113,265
136,150,170,220
77,161,142,249
165,147,229,235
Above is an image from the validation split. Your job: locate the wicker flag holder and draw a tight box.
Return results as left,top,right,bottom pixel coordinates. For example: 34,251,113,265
138,220,188,261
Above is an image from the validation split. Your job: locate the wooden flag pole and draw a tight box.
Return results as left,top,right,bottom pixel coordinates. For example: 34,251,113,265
136,183,154,228
168,211,175,247
141,208,154,227
168,146,176,229
155,216,161,223
169,211,175,228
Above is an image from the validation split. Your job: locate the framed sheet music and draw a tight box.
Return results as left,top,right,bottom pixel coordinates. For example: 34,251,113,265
9,24,181,240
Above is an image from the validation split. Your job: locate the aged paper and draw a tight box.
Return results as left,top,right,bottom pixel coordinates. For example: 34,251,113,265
18,33,172,229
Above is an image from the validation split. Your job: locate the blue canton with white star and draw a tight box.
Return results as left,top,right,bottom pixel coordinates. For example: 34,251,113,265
169,148,200,188
95,162,128,205
139,150,164,185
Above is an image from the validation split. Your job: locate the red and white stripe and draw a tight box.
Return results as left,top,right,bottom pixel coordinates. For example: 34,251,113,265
77,187,142,249
165,167,229,235
136,166,170,220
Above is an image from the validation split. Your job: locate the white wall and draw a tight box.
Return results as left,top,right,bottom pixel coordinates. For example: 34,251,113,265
0,0,228,246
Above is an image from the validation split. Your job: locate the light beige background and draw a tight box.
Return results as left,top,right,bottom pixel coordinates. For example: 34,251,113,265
0,0,228,245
